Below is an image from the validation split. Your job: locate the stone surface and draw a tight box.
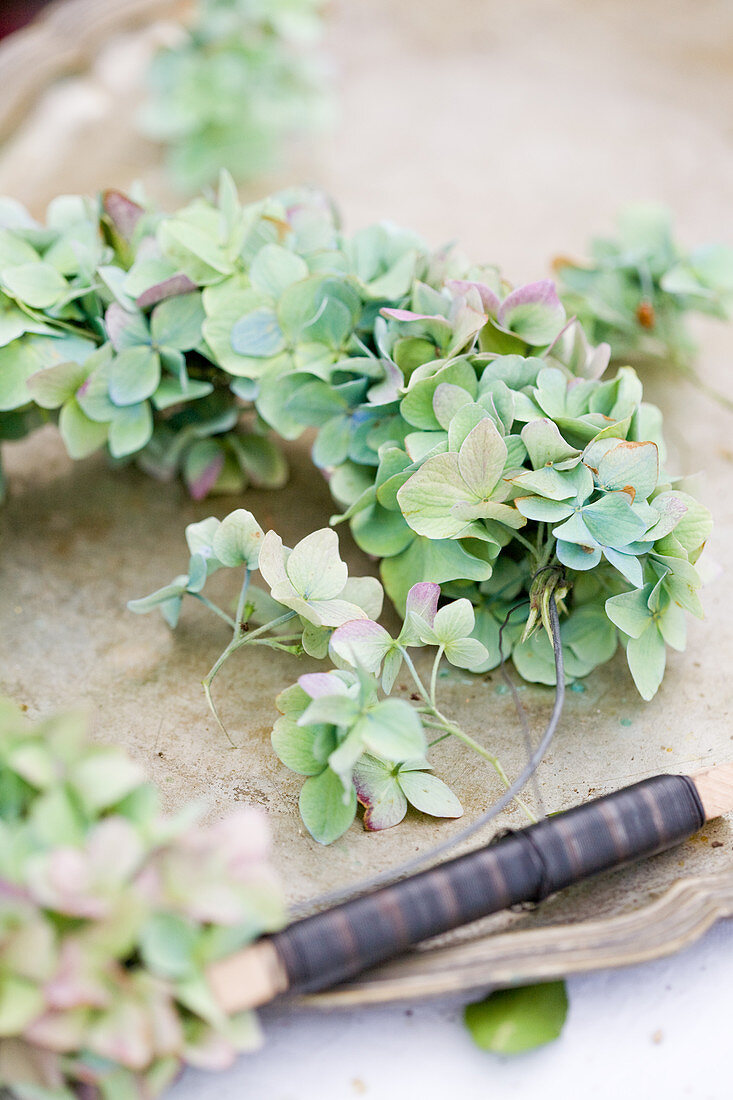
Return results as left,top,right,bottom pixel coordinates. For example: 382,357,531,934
0,0,731,954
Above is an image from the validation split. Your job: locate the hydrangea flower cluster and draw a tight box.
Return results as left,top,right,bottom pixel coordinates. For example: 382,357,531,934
140,0,329,191
131,514,498,843
555,203,733,374
0,699,284,1097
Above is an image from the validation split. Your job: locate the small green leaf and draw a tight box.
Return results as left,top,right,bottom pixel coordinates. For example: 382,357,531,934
443,636,490,670
357,698,425,762
605,586,652,638
250,244,309,298
429,599,475,644
272,716,330,776
670,492,713,557
151,375,214,410
26,360,90,409
626,622,666,700
285,527,349,601
127,577,189,616
398,769,463,818
108,346,161,406
150,292,205,351
212,509,264,569
2,261,67,308
140,913,198,979
108,402,153,458
595,440,658,501
458,418,508,499
464,981,569,1054
299,695,360,728
71,749,147,811
299,768,357,844
0,975,45,1035
232,433,288,489
58,398,109,458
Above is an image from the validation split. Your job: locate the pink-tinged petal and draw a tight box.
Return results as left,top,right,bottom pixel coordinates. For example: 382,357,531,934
497,280,566,345
298,671,349,699
103,190,145,241
105,302,132,351
24,1008,92,1053
87,818,144,884
367,360,404,405
209,806,271,868
135,273,197,310
446,279,501,315
497,279,562,324
147,985,184,1055
86,1000,153,1070
26,850,107,919
330,619,393,673
380,308,442,323
353,758,407,831
405,582,440,627
44,942,110,1011
187,451,224,501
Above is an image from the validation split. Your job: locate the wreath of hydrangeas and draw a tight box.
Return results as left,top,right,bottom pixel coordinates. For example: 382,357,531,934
0,174,715,846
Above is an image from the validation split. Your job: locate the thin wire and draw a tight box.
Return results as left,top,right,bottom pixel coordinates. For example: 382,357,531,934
290,595,565,917
498,604,547,820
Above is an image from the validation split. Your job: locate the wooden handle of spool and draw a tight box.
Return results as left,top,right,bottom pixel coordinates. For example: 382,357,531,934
692,765,733,821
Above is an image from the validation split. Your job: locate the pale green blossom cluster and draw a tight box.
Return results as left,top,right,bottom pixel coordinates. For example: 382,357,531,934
0,699,284,1097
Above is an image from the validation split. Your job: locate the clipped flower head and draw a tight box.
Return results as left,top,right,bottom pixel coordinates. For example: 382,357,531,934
258,527,383,627
0,700,284,1097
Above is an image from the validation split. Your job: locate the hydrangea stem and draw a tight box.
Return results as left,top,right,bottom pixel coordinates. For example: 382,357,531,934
202,609,298,748
189,593,236,629
234,568,251,629
429,645,444,709
398,646,535,823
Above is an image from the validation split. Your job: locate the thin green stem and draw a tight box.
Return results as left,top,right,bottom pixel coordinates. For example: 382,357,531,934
247,639,303,653
429,645,444,709
512,530,540,559
430,711,536,823
427,732,451,748
539,534,557,570
202,610,298,747
398,647,431,706
232,611,297,643
190,593,237,630
234,569,251,632
401,646,534,820
203,672,236,748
